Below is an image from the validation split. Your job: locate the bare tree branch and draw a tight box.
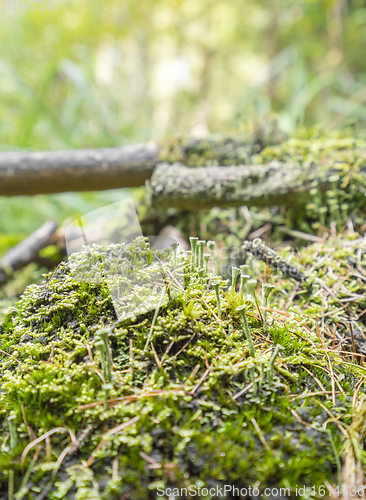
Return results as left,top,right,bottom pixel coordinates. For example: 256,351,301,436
0,220,58,284
0,144,158,196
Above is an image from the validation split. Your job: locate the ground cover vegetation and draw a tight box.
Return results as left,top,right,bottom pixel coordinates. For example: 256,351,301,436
0,210,365,498
2,0,366,497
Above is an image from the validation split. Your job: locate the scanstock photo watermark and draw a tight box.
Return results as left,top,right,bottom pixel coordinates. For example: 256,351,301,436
156,484,334,498
64,198,314,322
1,0,54,11
65,199,185,322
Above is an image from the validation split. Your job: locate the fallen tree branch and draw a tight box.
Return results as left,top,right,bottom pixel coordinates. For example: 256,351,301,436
0,220,58,284
0,130,281,196
0,144,158,196
148,161,331,210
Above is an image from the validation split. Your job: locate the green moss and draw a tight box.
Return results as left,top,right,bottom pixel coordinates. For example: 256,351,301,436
254,135,366,228
156,130,366,238
158,122,284,167
0,236,365,499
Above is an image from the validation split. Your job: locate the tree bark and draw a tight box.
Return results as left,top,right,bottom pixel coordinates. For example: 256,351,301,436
0,143,158,196
0,130,283,197
148,161,330,210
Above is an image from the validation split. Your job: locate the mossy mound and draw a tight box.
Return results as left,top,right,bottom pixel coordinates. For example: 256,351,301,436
0,236,365,499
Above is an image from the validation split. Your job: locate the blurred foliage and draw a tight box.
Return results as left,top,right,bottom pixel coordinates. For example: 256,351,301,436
1,0,366,152
0,190,137,237
1,0,366,237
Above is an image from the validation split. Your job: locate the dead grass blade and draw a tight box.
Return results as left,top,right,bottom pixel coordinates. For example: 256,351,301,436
86,415,140,467
21,427,77,466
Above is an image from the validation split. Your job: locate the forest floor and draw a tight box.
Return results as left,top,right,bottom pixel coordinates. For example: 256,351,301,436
1,128,366,499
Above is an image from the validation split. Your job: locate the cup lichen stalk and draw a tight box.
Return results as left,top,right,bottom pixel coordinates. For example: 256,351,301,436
204,253,210,276
262,283,275,332
8,415,17,500
230,266,240,295
259,361,264,389
95,329,112,383
240,264,249,275
239,274,250,298
144,286,166,352
198,268,205,280
236,304,255,356
197,240,205,268
267,344,284,384
250,366,257,395
96,329,113,409
213,280,222,319
247,278,257,295
207,240,216,275
189,237,199,270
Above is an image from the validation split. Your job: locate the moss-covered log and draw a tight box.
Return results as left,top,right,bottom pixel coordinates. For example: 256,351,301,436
0,129,280,196
148,161,324,210
148,159,366,211
149,135,366,210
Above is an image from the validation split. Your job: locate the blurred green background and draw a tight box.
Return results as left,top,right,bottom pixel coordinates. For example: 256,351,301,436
1,0,366,239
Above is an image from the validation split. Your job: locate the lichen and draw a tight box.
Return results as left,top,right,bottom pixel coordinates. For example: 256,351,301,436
0,235,365,499
155,129,366,234
157,120,284,167
254,135,366,230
